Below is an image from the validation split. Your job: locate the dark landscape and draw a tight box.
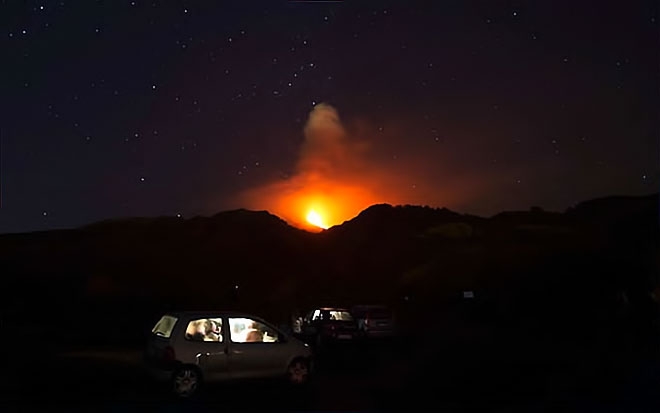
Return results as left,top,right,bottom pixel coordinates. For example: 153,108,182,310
1,193,659,411
3,2,658,409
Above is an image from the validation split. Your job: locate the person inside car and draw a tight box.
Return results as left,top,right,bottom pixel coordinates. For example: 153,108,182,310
244,320,263,342
186,319,207,341
204,319,222,342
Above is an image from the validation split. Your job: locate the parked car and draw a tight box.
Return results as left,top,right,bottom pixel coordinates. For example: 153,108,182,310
144,311,313,398
351,305,396,338
300,307,359,346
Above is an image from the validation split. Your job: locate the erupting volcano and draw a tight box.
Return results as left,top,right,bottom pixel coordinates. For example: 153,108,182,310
236,103,394,231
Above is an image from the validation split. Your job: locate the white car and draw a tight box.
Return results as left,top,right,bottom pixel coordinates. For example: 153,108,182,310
144,311,313,397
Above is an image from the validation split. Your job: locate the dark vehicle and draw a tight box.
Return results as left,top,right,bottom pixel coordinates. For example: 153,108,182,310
301,308,359,346
351,305,396,338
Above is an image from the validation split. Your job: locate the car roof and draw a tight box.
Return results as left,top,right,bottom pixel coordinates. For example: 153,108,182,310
316,307,350,312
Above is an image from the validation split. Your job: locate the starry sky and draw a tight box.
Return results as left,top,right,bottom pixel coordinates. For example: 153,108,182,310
2,0,658,233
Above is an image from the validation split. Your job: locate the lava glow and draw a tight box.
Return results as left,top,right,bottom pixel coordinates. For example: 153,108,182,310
306,209,328,229
234,103,447,232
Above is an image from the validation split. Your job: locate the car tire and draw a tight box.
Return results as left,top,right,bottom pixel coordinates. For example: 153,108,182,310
287,358,311,386
172,365,202,399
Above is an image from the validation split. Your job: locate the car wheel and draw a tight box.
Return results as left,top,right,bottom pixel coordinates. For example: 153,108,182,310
172,365,202,398
287,358,310,385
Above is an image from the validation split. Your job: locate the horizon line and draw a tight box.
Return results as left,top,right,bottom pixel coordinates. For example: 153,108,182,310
0,191,656,236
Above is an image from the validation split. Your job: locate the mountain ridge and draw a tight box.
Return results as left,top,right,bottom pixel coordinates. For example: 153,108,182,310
0,192,657,329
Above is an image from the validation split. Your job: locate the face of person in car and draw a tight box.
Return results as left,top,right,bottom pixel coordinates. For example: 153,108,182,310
210,321,220,334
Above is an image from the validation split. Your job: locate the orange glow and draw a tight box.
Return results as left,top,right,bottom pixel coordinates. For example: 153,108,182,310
231,103,469,232
306,209,328,229
250,181,383,231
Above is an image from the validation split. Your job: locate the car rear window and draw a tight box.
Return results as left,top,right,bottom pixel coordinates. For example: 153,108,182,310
185,318,223,342
151,315,178,338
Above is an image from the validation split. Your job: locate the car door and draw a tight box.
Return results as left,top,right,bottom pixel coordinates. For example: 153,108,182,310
181,316,229,381
226,317,292,379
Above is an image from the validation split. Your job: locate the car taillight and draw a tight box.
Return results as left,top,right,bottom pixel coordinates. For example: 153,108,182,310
164,346,176,361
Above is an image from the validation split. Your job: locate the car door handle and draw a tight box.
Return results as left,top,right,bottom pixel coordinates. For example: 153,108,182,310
232,350,243,355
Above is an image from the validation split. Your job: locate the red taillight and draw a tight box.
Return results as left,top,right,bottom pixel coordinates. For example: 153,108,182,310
164,346,176,361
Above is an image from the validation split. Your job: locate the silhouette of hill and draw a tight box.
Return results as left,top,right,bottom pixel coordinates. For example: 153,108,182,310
0,193,657,347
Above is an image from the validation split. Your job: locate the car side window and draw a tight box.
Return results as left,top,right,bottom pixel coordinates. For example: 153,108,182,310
228,317,279,343
184,318,223,342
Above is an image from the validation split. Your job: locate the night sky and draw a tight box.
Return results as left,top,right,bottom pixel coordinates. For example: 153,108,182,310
3,0,658,233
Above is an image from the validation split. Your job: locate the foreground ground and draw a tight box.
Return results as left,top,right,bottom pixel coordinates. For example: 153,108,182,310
3,325,660,412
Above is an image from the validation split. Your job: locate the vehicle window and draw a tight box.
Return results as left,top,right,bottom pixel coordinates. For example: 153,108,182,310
329,310,353,321
228,317,279,343
311,309,322,321
151,315,178,338
184,318,223,342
